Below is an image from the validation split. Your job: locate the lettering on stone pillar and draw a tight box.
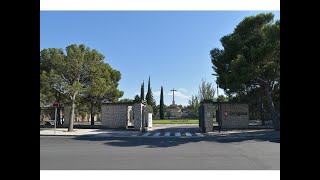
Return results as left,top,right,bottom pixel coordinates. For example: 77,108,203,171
224,111,247,118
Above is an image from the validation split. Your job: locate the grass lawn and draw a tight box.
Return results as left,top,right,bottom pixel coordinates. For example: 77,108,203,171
153,119,198,124
153,119,218,124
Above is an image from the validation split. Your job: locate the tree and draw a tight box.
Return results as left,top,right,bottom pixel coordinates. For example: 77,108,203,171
145,76,157,115
198,79,215,101
188,95,200,119
40,44,123,131
119,98,134,103
134,95,140,101
217,95,229,102
160,86,165,119
83,63,123,125
187,79,215,119
166,111,171,119
140,81,144,101
210,13,280,130
40,51,69,124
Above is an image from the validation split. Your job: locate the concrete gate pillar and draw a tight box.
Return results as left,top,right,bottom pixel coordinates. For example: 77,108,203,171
203,100,214,132
133,102,143,130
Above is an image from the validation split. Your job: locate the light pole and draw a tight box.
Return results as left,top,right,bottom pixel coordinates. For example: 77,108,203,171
212,73,220,132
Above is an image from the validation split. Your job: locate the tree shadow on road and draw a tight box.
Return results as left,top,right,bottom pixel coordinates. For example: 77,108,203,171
72,130,279,148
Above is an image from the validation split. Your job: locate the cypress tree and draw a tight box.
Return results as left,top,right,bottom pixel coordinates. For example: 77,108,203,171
160,86,164,119
146,77,152,105
140,81,144,101
146,76,156,114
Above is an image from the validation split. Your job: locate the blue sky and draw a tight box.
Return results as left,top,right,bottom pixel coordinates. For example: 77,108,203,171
40,11,280,106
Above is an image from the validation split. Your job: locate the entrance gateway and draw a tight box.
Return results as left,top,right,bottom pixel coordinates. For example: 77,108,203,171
99,100,249,133
61,101,249,134
199,100,249,132
99,100,152,131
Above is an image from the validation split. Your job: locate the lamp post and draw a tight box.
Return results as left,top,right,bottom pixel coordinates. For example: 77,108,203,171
212,73,220,132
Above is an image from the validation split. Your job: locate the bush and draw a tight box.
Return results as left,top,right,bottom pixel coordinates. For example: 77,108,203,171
146,105,153,114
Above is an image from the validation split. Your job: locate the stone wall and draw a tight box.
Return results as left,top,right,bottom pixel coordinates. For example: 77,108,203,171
40,107,55,122
219,103,249,129
101,103,133,129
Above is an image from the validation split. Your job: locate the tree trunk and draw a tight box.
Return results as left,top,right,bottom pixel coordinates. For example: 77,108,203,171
57,107,61,125
57,93,61,124
68,96,75,132
259,96,265,125
90,101,94,126
264,86,280,130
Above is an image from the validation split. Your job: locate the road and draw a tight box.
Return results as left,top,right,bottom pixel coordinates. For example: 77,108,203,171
40,128,280,170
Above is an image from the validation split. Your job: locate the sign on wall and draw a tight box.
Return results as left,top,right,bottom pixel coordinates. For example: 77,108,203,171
220,104,249,128
223,111,248,119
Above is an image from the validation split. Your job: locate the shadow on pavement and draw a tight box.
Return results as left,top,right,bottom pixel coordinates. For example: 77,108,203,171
72,130,279,148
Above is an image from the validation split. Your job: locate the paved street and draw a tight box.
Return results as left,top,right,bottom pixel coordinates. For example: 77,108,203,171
135,124,204,137
40,127,280,170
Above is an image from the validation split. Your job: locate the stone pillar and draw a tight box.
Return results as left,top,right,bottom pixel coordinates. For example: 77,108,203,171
220,103,249,129
133,103,143,130
203,101,214,132
63,104,71,127
127,106,133,126
198,105,204,132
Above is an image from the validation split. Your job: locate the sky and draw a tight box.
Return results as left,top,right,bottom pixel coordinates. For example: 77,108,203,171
40,11,280,106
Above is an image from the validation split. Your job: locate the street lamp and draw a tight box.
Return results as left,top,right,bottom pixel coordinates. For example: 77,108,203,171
212,73,220,132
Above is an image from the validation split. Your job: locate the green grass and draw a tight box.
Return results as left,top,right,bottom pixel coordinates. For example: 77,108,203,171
153,118,218,124
153,119,199,124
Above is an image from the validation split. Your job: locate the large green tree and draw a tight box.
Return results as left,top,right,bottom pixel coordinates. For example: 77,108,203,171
40,44,123,131
83,62,123,125
210,13,280,130
40,49,69,124
159,86,165,119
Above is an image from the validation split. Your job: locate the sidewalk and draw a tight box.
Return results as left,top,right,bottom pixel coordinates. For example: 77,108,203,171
206,129,280,138
40,128,140,137
40,128,279,138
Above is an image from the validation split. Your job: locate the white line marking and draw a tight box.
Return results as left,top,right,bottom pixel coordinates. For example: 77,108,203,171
164,132,171,136
153,132,161,136
175,132,181,137
195,133,204,137
142,132,151,136
185,132,192,136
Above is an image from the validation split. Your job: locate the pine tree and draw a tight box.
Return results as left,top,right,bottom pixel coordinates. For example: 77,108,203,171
160,86,164,119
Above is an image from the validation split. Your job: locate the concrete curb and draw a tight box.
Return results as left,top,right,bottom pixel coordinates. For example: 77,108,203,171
40,134,78,137
40,134,140,137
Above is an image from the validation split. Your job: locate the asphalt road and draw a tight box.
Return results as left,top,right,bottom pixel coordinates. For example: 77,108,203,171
40,130,280,170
